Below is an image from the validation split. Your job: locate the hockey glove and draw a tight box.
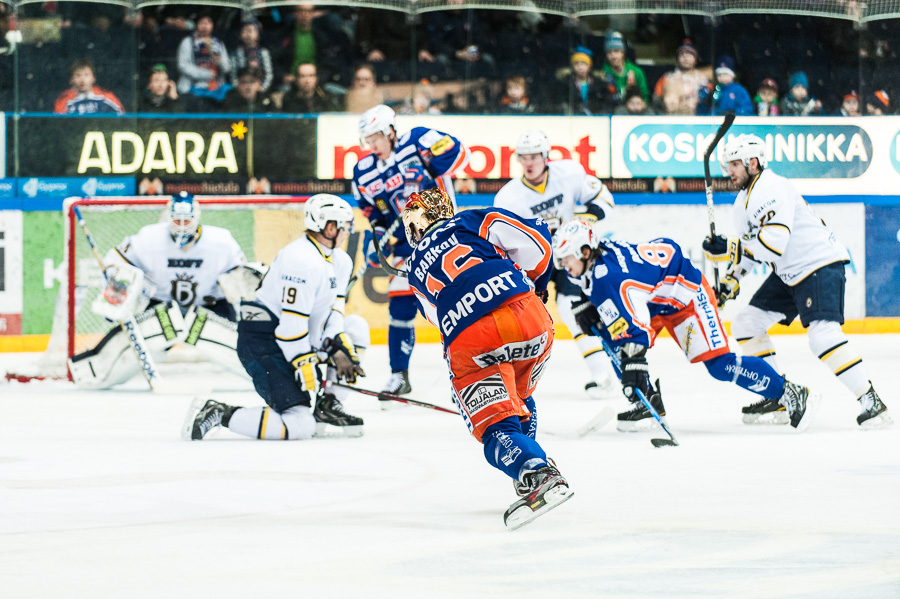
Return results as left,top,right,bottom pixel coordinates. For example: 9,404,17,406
620,350,652,401
716,272,741,307
363,227,391,268
535,288,549,304
292,352,319,394
323,333,366,384
571,295,602,337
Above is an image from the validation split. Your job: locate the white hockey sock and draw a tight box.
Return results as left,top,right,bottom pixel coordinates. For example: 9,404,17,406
736,334,780,371
809,320,870,398
227,406,315,440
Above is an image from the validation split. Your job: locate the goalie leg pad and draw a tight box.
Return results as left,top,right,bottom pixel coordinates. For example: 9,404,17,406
182,306,246,378
69,303,184,389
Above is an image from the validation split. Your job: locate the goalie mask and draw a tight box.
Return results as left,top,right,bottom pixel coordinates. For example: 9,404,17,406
402,188,455,245
552,218,599,271
720,134,767,174
167,192,201,248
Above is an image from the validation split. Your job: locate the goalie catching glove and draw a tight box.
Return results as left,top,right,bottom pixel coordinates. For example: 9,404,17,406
322,333,365,384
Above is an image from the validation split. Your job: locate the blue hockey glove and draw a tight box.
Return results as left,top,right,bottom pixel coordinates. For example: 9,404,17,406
363,227,389,268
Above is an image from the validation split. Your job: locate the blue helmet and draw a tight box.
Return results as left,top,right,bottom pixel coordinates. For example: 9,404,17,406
166,191,201,248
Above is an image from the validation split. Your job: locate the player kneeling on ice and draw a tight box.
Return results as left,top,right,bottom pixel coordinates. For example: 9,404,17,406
69,192,249,389
553,218,817,433
703,134,890,429
184,194,368,441
402,188,573,530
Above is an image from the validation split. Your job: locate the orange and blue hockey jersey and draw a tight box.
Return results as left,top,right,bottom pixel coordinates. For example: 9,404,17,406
54,87,125,115
406,208,552,346
352,127,468,258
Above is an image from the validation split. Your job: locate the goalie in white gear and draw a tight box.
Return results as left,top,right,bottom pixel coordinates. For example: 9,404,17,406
703,133,890,428
68,192,249,389
184,194,370,441
494,130,617,399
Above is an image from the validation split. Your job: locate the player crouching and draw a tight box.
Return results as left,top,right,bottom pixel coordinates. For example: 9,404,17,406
553,218,818,433
184,194,367,441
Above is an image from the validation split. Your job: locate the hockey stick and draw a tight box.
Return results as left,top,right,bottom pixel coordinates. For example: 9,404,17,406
329,381,458,414
347,216,405,293
72,205,162,390
704,111,736,291
634,387,679,448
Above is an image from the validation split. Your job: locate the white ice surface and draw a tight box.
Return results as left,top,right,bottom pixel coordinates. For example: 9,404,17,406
1,336,899,599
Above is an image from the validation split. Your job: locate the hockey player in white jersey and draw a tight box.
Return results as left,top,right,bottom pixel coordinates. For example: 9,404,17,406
184,194,370,441
68,192,249,389
703,134,890,428
494,130,617,399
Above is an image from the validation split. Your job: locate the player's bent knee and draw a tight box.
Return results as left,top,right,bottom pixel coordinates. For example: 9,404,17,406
731,306,779,340
281,405,316,440
807,319,847,357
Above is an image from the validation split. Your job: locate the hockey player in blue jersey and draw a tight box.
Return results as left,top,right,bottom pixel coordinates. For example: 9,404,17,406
401,188,572,530
552,218,817,432
352,104,469,397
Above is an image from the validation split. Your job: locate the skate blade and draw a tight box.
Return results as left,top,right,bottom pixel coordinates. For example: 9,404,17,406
742,411,790,425
313,423,365,438
181,397,209,441
859,411,893,430
505,486,574,531
577,407,615,437
616,418,660,433
793,392,821,433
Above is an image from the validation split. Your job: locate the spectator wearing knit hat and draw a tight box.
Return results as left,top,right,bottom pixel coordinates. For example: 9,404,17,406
554,45,619,115
697,55,753,116
836,91,860,116
781,71,824,116
601,31,648,102
866,90,890,115
653,39,709,115
754,78,780,116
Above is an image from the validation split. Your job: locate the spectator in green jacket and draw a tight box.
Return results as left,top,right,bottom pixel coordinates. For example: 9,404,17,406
601,31,648,102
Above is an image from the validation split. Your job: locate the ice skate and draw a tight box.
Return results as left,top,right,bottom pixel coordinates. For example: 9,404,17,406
504,464,573,531
314,393,364,437
380,370,411,409
857,385,891,429
585,371,615,400
513,457,557,497
741,398,789,425
779,380,818,431
182,397,233,441
616,392,665,432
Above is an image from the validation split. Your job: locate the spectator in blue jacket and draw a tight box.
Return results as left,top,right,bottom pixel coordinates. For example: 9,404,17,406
697,56,753,116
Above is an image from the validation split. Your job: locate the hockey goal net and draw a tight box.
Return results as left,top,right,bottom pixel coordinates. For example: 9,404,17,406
7,195,311,382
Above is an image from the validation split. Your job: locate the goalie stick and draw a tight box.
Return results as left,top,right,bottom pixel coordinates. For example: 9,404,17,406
72,205,162,390
704,111,736,291
328,381,458,414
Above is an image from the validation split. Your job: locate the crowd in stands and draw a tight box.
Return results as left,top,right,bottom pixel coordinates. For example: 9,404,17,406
0,3,897,116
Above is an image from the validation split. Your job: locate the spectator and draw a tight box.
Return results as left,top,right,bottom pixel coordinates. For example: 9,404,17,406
357,8,434,82
601,31,648,102
231,19,274,93
139,64,182,113
424,0,495,79
279,4,350,89
497,75,534,114
280,63,342,113
697,56,753,116
781,72,824,116
397,82,442,115
219,66,275,113
836,90,860,116
615,85,656,115
866,90,891,115
176,13,232,107
344,63,384,113
652,40,708,115
54,59,124,115
554,46,619,115
754,78,780,117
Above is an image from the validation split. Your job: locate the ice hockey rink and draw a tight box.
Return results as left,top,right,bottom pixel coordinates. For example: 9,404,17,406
1,335,898,599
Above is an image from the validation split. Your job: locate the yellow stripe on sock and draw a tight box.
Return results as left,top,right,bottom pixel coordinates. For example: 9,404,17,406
834,358,863,376
583,348,604,358
258,408,270,439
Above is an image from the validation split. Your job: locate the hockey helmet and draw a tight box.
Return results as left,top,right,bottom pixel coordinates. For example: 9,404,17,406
166,191,201,248
305,194,354,233
515,130,550,160
359,104,396,145
721,134,767,174
402,188,455,245
552,218,599,270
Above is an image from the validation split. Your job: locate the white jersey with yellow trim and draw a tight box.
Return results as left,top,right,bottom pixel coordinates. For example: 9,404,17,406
493,159,614,231
106,222,245,309
733,168,849,286
255,234,352,364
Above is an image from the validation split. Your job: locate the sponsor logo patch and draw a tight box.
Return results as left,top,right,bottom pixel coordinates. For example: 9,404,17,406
459,373,508,415
608,317,628,339
472,333,549,367
430,135,455,156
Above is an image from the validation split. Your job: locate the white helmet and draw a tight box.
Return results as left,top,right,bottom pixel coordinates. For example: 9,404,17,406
552,218,599,270
359,104,396,144
166,191,201,248
305,194,354,233
721,133,767,174
515,130,550,160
